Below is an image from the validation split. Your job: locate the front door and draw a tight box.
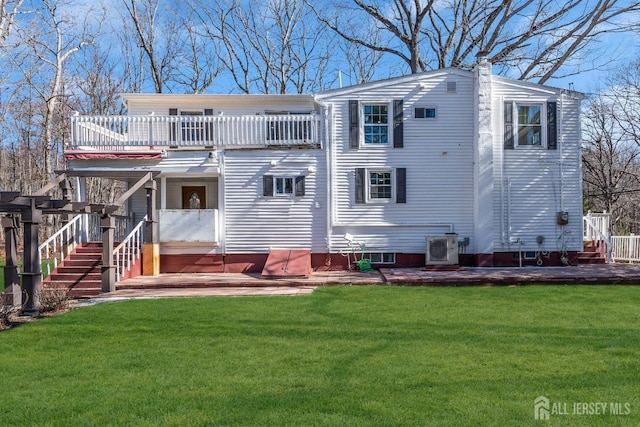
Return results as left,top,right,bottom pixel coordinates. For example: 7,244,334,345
182,186,206,209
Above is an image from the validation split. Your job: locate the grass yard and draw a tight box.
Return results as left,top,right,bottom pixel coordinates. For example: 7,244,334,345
1,286,639,426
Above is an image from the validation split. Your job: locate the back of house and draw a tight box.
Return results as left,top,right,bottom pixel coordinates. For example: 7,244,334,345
65,57,583,273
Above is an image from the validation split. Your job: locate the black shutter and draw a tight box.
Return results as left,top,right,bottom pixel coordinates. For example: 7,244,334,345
355,168,365,204
396,168,406,203
204,108,214,143
263,175,273,197
349,100,359,149
547,101,557,150
393,99,403,148
295,176,305,197
169,108,178,142
504,101,514,149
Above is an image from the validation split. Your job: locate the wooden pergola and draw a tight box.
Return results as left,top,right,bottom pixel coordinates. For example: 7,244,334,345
1,171,158,316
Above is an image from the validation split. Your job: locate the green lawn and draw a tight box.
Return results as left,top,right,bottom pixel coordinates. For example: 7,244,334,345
1,286,639,426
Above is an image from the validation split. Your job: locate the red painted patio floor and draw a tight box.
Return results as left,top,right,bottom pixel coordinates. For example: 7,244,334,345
96,264,640,299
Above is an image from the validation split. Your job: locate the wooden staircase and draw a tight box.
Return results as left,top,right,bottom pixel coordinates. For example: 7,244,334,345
44,243,103,297
577,240,607,264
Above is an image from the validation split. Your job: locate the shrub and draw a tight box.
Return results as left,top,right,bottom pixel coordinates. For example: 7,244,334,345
40,284,70,313
0,294,19,329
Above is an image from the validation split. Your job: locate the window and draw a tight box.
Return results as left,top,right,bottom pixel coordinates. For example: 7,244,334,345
415,107,437,119
263,175,305,197
363,104,389,144
349,100,403,149
369,170,393,199
368,253,395,264
355,168,406,204
275,177,293,195
504,101,557,150
516,104,542,146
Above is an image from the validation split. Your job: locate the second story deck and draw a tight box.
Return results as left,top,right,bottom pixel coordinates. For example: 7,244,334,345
69,112,328,151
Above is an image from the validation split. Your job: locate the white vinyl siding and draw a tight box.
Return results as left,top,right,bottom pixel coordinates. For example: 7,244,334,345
223,150,326,253
318,71,475,254
492,77,582,253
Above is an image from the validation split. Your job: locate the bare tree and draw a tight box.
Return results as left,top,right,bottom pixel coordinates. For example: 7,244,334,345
582,60,640,233
172,12,223,94
190,0,336,94
12,0,98,179
0,0,23,49
311,0,640,83
121,0,177,93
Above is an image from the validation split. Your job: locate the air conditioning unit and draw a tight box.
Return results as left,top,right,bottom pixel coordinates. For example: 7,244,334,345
426,234,459,265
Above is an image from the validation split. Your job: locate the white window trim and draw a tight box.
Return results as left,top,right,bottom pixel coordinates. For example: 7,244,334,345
513,101,547,149
366,168,395,203
360,101,393,148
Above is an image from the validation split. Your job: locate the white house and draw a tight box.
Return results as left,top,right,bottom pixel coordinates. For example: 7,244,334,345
64,56,584,274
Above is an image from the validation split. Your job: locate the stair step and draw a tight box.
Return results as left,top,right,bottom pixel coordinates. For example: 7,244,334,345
48,272,102,282
577,256,606,264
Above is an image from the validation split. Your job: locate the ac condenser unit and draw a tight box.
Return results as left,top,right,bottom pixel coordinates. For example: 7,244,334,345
426,234,459,265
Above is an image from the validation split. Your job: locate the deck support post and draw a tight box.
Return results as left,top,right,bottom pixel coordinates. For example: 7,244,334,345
59,177,74,257
2,214,21,308
20,199,42,316
101,214,116,293
143,180,159,276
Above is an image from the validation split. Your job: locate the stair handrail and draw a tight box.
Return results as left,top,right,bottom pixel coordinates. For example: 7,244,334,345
39,215,84,278
114,215,146,281
583,211,613,263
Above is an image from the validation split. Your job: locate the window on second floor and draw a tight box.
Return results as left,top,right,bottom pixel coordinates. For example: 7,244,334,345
503,101,557,150
363,104,389,145
516,104,542,147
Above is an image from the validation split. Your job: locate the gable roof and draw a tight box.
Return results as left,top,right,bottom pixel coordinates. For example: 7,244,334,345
315,68,473,98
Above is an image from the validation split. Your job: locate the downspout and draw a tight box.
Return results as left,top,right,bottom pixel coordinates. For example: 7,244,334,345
314,97,333,255
325,103,333,254
559,90,564,212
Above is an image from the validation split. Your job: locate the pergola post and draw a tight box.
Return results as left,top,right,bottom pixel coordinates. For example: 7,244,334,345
59,178,74,257
101,214,116,293
21,199,42,316
143,180,159,276
2,214,21,308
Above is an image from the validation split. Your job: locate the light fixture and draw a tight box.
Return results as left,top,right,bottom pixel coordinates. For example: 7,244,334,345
270,160,278,167
307,166,316,174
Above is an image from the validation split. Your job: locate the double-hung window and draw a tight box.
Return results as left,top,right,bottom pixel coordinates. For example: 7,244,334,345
369,170,393,200
355,167,406,204
363,104,389,145
516,104,542,147
504,101,557,150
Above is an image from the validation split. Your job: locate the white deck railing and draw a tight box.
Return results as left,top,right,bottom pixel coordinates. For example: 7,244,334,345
611,235,640,263
70,113,325,149
114,216,146,281
583,211,612,263
39,215,83,277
